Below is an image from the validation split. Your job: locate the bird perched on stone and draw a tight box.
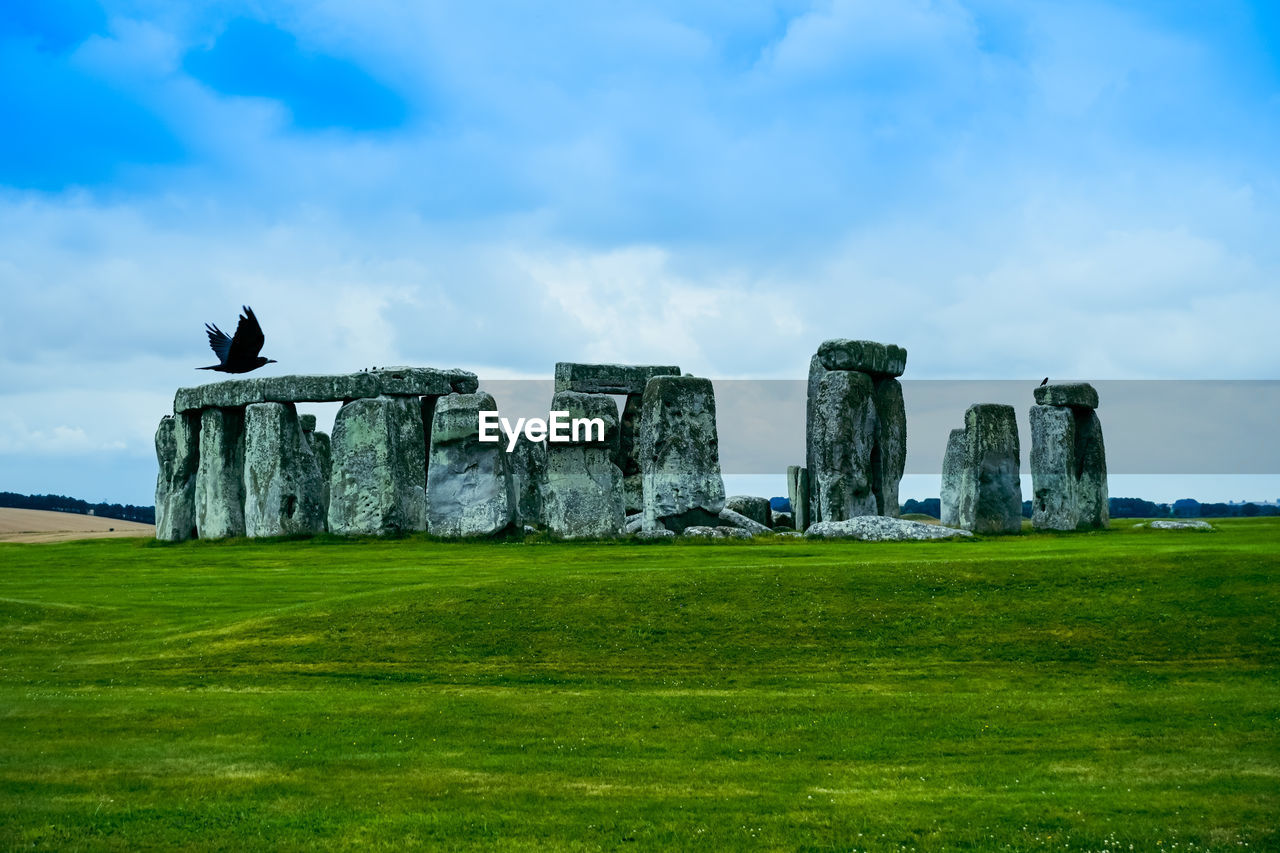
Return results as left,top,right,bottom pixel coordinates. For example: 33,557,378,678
198,306,277,373
1040,377,1049,386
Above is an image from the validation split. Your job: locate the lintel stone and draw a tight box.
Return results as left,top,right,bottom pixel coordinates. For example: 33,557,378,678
553,362,681,395
1033,382,1099,410
816,339,907,377
174,367,479,413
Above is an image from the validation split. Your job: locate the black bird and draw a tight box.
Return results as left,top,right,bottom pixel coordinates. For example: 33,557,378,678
198,306,277,373
1040,377,1049,386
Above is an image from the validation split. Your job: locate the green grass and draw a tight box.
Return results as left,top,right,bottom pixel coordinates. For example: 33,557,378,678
1,519,1277,851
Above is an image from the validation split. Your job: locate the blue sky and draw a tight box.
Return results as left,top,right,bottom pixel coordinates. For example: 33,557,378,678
1,0,1277,505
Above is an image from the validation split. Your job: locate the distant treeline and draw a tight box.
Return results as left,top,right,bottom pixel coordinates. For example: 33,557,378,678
900,497,1279,520
0,492,155,525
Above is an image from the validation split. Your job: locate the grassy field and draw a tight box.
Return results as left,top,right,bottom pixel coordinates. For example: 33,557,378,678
1,520,1277,851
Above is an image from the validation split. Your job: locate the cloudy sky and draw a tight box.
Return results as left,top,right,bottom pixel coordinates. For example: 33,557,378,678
1,0,1277,506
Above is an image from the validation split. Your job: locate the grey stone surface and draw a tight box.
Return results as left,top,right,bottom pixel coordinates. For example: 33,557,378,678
1030,404,1109,531
787,465,810,531
681,525,725,539
195,407,245,539
958,404,1022,534
328,396,427,536
717,507,770,535
174,367,478,413
1034,382,1099,410
816,339,907,377
639,376,726,532
873,377,906,517
772,510,794,529
549,391,620,451
1030,405,1077,531
243,402,327,537
812,369,878,522
543,444,624,539
617,394,644,514
299,414,317,432
635,527,676,539
805,516,973,541
426,392,514,537
724,495,771,527
1147,519,1213,530
509,436,546,528
623,514,645,534
554,362,681,395
154,412,200,541
308,430,332,515
805,355,824,521
940,428,966,527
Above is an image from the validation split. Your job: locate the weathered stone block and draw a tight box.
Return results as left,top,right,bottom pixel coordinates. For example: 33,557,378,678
243,402,327,537
1033,382,1099,410
617,394,644,514
787,465,810,531
550,391,620,450
509,436,546,528
1075,409,1109,529
1030,405,1076,530
195,407,245,539
718,507,770,535
724,495,771,527
554,363,681,395
543,444,624,539
155,412,200,541
805,517,973,541
873,377,906,517
805,355,824,520
816,339,907,377
174,367,478,413
639,376,726,532
427,393,514,537
812,370,878,522
940,428,966,528
328,396,427,536
958,404,1022,534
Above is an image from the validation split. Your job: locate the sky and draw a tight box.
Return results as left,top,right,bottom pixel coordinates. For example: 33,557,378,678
1,0,1277,507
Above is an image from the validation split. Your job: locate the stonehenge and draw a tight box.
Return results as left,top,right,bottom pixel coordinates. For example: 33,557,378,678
1031,382,1109,530
804,339,907,529
156,351,1110,543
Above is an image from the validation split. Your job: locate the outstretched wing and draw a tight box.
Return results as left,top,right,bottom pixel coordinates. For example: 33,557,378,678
228,306,266,362
205,323,233,364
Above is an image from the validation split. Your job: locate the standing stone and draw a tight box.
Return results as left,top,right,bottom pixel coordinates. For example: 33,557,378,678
328,396,427,536
195,407,245,539
958,404,1022,534
1030,405,1077,530
812,370,878,522
509,435,547,528
805,354,824,521
243,402,327,537
724,495,772,527
616,393,645,514
787,465,810,531
873,377,906,517
543,391,624,538
300,414,332,517
639,376,726,532
427,392,514,537
1076,410,1109,529
155,412,200,541
939,428,966,528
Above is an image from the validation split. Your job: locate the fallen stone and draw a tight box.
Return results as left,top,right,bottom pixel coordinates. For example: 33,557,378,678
940,428,966,528
873,377,906,517
805,516,974,541
958,404,1022,534
155,412,200,542
623,515,645,534
718,526,753,539
724,495,771,527
717,507,770,535
639,376,726,532
174,367,478,413
787,465,810,531
1033,382,1099,410
328,396,427,536
816,339,907,377
681,525,724,538
636,527,676,539
243,402,327,537
554,362,681,395
812,369,878,523
772,511,794,529
195,407,245,539
427,392,514,537
1148,519,1213,530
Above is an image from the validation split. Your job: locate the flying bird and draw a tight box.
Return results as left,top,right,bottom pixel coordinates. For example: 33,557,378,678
1040,377,1049,386
198,306,277,374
